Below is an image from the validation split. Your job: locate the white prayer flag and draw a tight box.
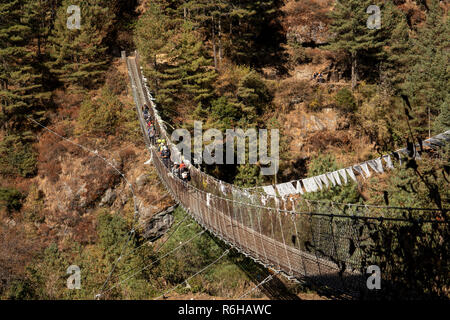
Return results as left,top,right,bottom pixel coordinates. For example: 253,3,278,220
332,171,342,186
295,180,304,194
382,155,394,169
319,174,330,188
326,172,336,187
360,162,372,178
352,165,365,179
346,167,357,182
206,193,211,207
338,169,348,184
313,176,323,190
302,179,311,192
367,158,384,174
263,185,277,196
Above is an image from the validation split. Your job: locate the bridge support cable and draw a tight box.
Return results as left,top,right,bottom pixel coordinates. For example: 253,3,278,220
238,272,280,300
291,213,307,277
97,229,206,298
154,249,231,300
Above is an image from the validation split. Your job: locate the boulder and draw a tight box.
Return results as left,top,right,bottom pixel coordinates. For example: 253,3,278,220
100,188,117,207
143,205,177,241
136,174,148,187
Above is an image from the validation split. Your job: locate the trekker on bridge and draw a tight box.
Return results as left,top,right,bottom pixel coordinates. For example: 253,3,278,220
171,163,181,179
158,139,166,152
160,145,171,168
179,163,191,183
147,122,156,144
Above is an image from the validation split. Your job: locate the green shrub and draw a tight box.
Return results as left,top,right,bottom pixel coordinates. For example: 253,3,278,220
0,135,37,178
0,187,24,213
334,88,357,114
77,88,123,136
4,279,35,300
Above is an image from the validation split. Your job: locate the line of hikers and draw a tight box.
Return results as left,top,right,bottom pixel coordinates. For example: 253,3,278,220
142,104,191,183
312,71,325,83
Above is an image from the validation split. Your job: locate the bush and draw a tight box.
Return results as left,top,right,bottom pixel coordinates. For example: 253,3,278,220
0,135,37,178
0,187,24,214
105,66,128,96
210,97,240,129
334,88,357,114
289,42,312,66
4,279,35,300
77,88,123,136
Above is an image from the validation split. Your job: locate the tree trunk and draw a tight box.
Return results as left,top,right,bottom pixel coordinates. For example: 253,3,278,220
218,17,223,63
351,52,357,90
212,16,217,70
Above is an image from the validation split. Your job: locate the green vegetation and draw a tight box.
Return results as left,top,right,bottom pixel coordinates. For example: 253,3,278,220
303,154,361,204
0,134,37,178
47,0,113,89
0,0,51,132
0,187,24,214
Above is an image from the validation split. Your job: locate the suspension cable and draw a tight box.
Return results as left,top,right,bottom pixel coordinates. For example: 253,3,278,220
96,229,206,298
154,249,231,300
238,271,280,300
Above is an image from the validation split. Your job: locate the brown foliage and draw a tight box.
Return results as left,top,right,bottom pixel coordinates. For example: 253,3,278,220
80,156,121,207
274,78,313,112
307,130,353,152
37,125,69,183
72,215,97,245
0,223,40,293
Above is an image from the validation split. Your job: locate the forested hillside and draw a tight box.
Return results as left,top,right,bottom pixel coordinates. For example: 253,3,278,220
0,0,448,300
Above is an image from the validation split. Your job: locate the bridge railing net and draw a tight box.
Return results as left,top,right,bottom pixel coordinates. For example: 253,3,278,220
127,54,445,296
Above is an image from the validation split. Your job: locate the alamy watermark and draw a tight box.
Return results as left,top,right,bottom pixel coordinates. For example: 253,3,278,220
67,5,81,30
367,5,381,30
171,121,279,175
67,265,81,290
366,265,381,290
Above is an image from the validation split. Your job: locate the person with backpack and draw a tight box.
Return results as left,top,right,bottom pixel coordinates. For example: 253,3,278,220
172,163,181,179
148,123,156,144
179,163,191,183
160,145,171,168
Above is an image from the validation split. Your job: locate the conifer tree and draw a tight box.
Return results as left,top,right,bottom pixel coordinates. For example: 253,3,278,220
380,1,411,94
47,0,113,89
327,0,384,90
135,2,173,79
434,95,450,134
0,0,51,131
154,22,217,117
404,0,450,134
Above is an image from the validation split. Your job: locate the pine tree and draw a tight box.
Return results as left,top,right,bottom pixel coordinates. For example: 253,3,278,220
434,95,450,134
135,2,174,81
153,22,217,117
404,0,450,135
25,0,60,58
380,1,411,94
326,0,384,90
0,0,51,132
47,0,113,89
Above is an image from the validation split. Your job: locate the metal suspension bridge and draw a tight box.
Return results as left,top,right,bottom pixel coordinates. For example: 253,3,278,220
119,51,448,299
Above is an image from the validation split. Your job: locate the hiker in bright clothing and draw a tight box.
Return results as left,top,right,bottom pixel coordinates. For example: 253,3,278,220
179,163,190,182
